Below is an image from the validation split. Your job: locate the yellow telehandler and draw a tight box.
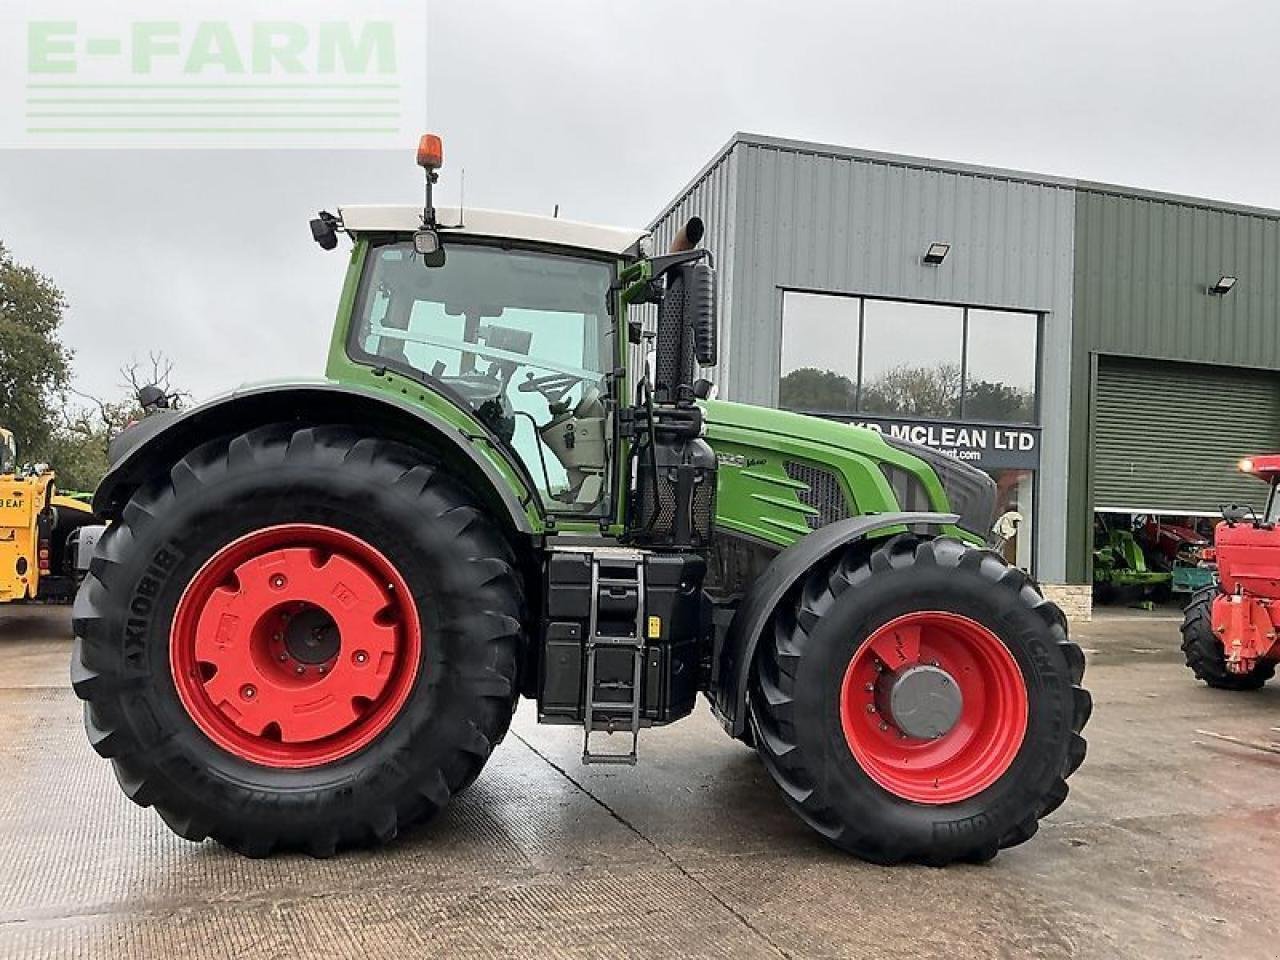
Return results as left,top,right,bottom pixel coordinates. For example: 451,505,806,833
0,428,103,603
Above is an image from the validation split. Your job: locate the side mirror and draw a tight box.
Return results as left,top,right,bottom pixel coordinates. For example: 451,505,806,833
1222,503,1255,525
137,384,170,412
682,261,717,367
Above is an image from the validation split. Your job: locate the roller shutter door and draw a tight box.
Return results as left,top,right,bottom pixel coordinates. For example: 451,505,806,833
1093,357,1280,514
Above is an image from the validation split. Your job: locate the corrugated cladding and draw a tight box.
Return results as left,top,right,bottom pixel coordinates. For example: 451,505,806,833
1065,189,1280,578
635,146,738,384
727,138,1076,407
1073,189,1280,368
1092,357,1280,513
652,134,1077,580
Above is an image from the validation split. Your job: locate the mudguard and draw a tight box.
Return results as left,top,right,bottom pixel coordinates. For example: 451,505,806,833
93,381,535,534
712,511,960,737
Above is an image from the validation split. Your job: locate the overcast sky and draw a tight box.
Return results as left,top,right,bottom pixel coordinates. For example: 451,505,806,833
4,0,1280,402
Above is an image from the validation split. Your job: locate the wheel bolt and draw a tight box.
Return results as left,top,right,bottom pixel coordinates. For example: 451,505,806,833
879,722,889,732
317,666,326,675
270,574,287,590
278,653,288,662
295,665,306,675
240,685,256,700
866,704,876,714
273,633,283,642
353,650,368,665
863,682,874,692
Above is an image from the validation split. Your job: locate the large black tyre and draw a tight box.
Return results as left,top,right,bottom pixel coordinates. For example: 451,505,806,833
749,534,1090,866
1181,585,1274,690
72,424,524,857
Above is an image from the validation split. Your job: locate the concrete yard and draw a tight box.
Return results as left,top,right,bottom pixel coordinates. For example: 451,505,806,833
2,605,1279,959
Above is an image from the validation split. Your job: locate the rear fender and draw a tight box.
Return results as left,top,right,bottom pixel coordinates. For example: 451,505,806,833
93,382,537,536
711,511,959,737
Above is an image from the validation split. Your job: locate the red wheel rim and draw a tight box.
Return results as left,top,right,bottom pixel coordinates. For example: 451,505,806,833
170,524,421,768
839,611,1028,804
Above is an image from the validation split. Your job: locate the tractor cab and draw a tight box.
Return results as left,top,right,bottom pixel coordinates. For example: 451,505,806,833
1232,455,1280,524
1211,455,1280,600
335,204,644,519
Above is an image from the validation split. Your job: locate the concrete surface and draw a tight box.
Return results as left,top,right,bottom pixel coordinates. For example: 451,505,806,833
1,605,1279,959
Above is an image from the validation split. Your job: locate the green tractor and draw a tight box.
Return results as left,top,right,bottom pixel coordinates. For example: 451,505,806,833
72,135,1089,865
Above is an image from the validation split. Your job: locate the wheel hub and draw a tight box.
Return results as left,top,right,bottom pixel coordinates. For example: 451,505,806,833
170,524,422,769
839,611,1029,805
282,605,341,665
879,663,963,740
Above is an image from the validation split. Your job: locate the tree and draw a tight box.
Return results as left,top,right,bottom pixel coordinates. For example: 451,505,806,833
0,243,72,457
860,362,961,418
964,379,1033,423
779,367,856,411
51,352,188,491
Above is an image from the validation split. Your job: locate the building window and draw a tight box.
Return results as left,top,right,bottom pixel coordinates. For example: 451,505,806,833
779,293,1039,424
860,300,964,418
778,292,859,412
779,291,1042,574
964,309,1038,424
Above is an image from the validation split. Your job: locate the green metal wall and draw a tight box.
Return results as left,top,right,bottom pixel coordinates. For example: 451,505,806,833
1093,357,1280,513
1067,188,1280,579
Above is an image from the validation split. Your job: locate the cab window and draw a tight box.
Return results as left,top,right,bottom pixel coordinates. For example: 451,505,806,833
351,242,615,516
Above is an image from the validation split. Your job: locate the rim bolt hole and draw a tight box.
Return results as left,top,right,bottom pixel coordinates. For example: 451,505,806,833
353,650,369,666
270,574,287,590
240,685,256,700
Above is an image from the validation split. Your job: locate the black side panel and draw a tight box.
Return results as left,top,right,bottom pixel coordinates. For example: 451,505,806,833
712,511,959,738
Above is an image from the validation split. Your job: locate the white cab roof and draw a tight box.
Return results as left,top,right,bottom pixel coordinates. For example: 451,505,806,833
338,205,648,257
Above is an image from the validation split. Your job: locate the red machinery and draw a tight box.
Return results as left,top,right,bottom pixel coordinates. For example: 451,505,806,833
1181,455,1280,689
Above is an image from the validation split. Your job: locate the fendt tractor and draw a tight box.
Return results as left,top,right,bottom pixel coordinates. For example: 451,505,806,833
1181,455,1280,690
72,136,1090,865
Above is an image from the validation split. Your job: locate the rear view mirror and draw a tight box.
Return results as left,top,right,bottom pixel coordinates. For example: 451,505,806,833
682,261,717,367
1222,504,1256,525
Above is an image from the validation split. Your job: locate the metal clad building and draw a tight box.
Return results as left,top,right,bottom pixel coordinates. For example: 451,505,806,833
654,132,1280,594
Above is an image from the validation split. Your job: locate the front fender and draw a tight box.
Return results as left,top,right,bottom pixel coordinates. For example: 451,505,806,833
93,382,537,534
712,511,960,737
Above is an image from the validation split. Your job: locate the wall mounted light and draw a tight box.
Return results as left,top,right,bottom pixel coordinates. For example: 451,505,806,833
922,242,951,266
1208,275,1237,295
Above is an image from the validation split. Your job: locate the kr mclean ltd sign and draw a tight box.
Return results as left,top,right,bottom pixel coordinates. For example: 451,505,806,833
848,416,1040,471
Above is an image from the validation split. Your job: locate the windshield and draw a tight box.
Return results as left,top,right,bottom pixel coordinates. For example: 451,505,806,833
350,241,616,516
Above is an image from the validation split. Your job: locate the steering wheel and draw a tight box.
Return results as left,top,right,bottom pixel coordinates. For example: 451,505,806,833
517,371,582,406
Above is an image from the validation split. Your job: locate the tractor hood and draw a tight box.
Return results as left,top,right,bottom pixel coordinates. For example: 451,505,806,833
700,399,997,541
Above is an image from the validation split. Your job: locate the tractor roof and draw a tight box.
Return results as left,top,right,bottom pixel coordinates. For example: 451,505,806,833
1239,455,1280,480
338,205,649,257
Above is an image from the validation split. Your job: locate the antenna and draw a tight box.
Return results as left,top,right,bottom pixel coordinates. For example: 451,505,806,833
553,203,559,219
459,167,466,225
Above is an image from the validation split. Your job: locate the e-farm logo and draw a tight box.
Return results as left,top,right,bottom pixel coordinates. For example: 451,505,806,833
0,1,426,148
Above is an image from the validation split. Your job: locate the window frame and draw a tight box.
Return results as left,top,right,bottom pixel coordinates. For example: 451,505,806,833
345,234,623,519
777,287,1044,427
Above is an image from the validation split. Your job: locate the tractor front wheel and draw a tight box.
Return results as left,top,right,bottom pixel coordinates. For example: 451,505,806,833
749,534,1090,865
1181,586,1275,690
72,425,524,856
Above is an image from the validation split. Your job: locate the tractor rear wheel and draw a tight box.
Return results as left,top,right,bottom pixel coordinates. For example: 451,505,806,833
72,424,524,856
749,534,1090,865
1181,586,1275,690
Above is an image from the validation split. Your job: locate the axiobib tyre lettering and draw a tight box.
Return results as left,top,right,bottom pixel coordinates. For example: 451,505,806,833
72,424,523,857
